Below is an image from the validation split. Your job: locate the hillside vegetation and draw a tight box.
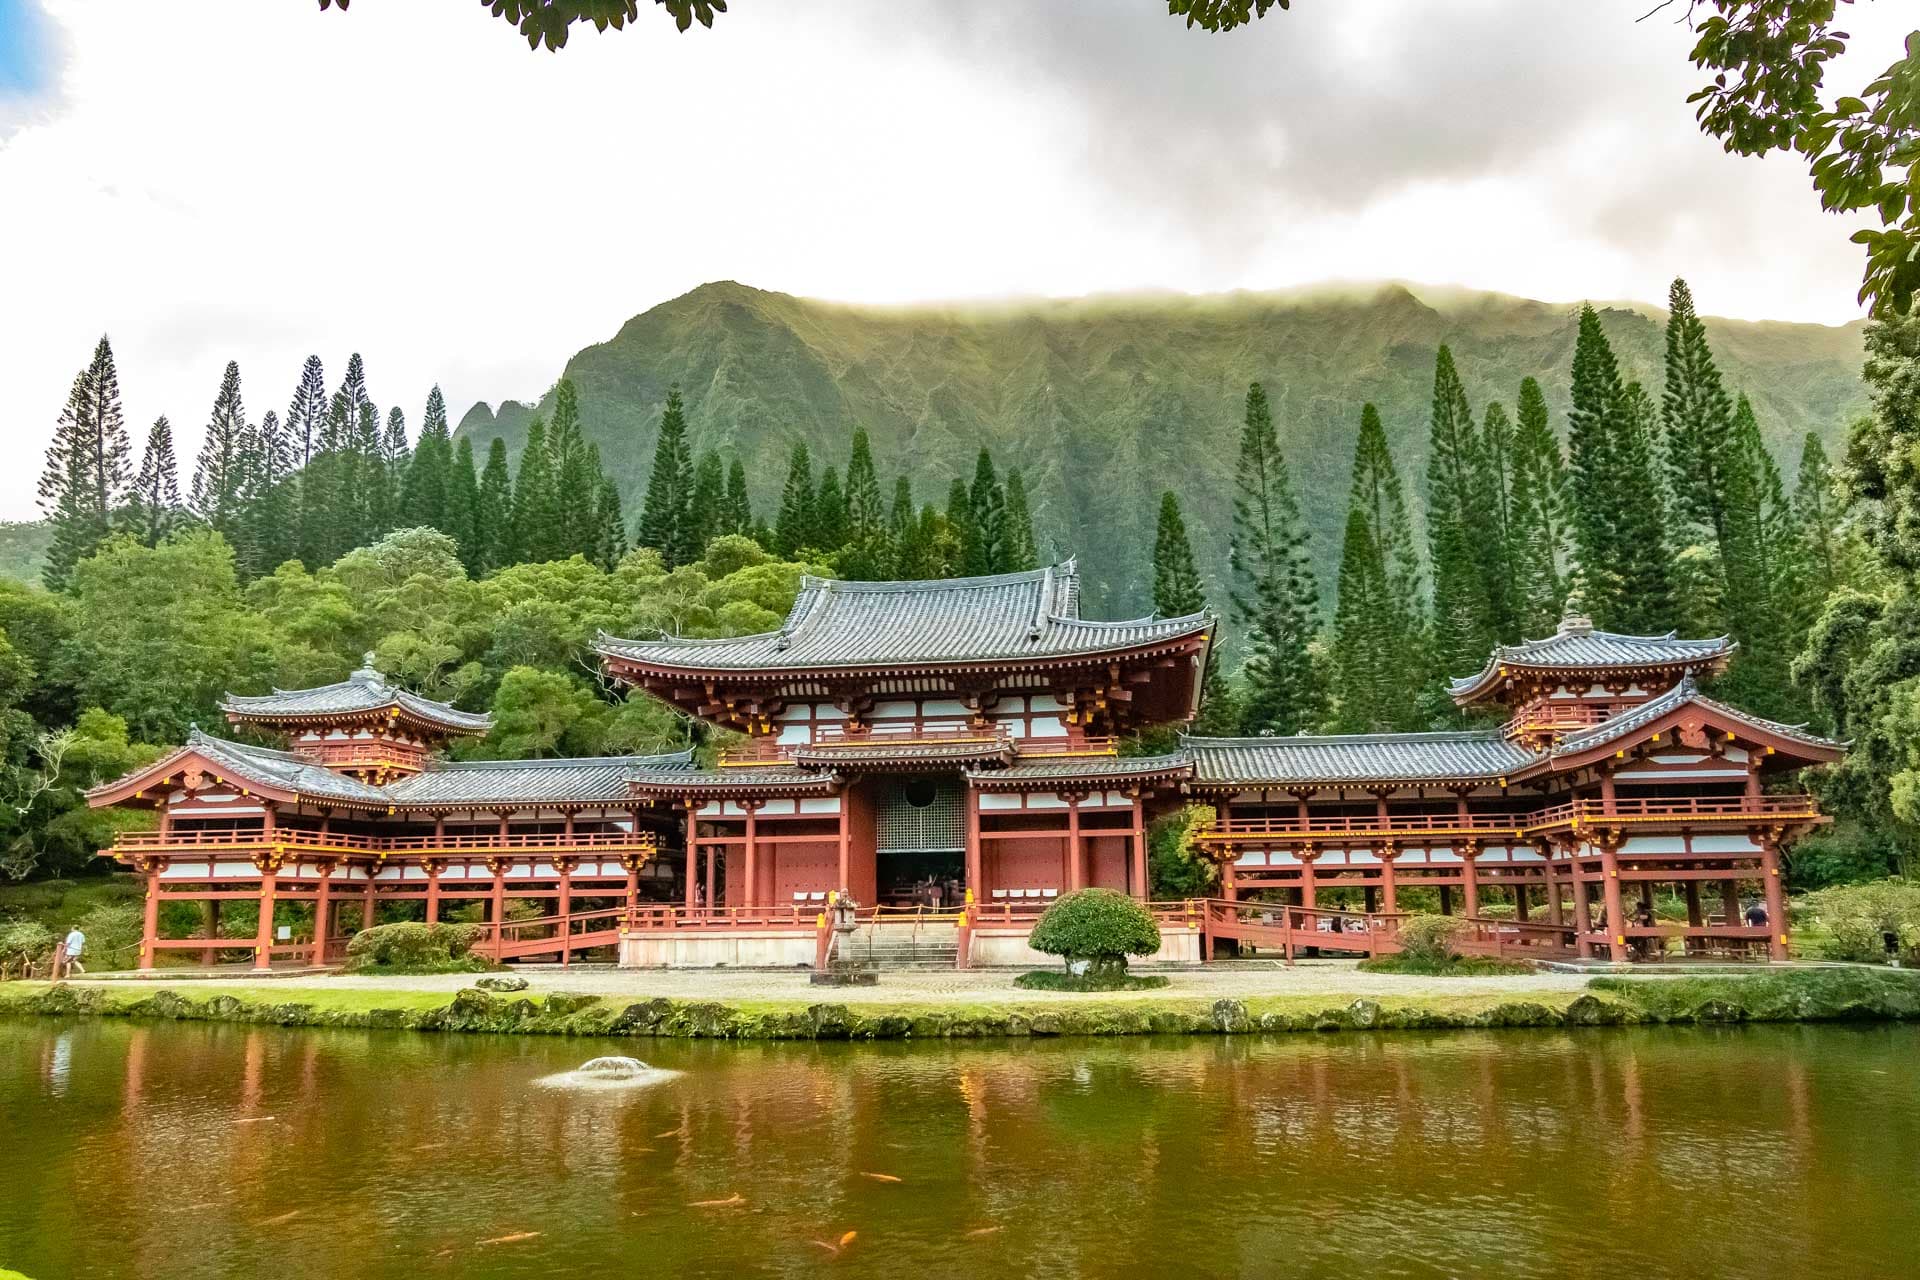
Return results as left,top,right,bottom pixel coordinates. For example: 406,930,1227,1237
457,281,1867,613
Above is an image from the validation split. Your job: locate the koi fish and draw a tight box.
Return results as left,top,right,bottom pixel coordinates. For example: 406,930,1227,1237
840,1231,858,1247
690,1193,744,1208
858,1172,902,1183
965,1226,1002,1238
478,1231,542,1246
255,1209,302,1227
232,1116,276,1124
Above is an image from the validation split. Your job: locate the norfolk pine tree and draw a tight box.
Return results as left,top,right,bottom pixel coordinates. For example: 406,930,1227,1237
1347,403,1428,726
1506,377,1569,636
636,387,695,566
774,442,817,556
125,416,183,548
1002,468,1040,573
1424,346,1499,674
39,336,132,591
475,437,514,572
1229,382,1322,734
964,449,1006,575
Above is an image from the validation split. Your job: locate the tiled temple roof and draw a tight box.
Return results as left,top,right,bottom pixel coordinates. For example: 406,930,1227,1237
1546,678,1843,758
1183,732,1538,787
1449,613,1733,701
223,659,492,734
627,763,840,795
171,729,392,805
386,751,696,808
969,752,1193,789
597,561,1210,672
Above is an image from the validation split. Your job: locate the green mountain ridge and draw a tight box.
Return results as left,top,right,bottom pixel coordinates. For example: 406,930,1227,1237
455,280,1868,616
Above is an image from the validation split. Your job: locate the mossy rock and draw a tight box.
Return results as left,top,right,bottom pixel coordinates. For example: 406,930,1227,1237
127,990,198,1020
1564,994,1627,1026
1691,998,1750,1023
1210,999,1251,1033
1346,999,1382,1029
476,975,529,993
1481,1001,1557,1027
541,992,597,1016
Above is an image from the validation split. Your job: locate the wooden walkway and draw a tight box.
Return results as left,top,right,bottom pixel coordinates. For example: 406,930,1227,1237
1197,899,1578,963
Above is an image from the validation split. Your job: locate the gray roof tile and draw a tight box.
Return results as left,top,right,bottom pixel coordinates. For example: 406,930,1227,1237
178,729,393,805
1450,619,1732,696
627,764,840,794
1184,732,1538,786
386,751,695,808
598,560,1209,672
224,660,492,733
971,752,1192,787
1548,678,1843,758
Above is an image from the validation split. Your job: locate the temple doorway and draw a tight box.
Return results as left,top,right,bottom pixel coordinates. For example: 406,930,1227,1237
875,775,965,906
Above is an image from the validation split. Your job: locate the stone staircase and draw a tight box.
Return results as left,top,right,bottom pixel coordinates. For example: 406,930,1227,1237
841,922,961,970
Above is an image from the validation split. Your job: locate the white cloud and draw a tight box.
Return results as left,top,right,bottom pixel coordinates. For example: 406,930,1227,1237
0,0,1905,520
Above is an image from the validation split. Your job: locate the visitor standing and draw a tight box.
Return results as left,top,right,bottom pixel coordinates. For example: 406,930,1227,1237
57,925,85,979
1745,900,1768,928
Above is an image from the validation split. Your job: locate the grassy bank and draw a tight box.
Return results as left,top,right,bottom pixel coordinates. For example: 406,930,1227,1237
3,969,1917,1039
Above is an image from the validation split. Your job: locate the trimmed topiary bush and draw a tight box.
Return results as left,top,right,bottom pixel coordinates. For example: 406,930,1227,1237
344,922,489,973
1028,888,1162,979
1013,969,1169,992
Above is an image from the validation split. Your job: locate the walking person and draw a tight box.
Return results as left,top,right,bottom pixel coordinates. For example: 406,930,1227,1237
55,924,85,980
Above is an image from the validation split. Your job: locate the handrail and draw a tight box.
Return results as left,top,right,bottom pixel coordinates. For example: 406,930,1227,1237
1529,794,1820,828
1205,812,1529,838
1202,794,1821,842
111,828,658,855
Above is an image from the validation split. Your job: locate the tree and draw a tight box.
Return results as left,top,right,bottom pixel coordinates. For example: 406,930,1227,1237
39,336,132,592
887,476,920,578
125,417,183,548
1610,381,1676,634
1793,431,1846,600
376,406,411,538
286,354,327,467
318,0,732,51
812,467,848,552
773,442,817,556
1566,306,1634,626
722,457,753,536
1151,491,1205,618
191,360,251,548
964,449,1006,575
636,388,695,566
1346,404,1427,728
1229,382,1321,734
688,449,726,556
402,386,455,533
1425,346,1500,675
511,417,559,563
475,437,513,573
1330,508,1394,733
480,667,610,759
1507,377,1569,636
244,408,298,576
1002,467,1040,572
1662,277,1739,556
448,435,482,568
591,474,628,570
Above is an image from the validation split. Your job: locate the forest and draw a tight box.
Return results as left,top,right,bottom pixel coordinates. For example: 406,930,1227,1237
9,275,1919,902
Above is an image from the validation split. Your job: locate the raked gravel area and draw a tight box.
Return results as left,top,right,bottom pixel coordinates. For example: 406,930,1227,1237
72,961,1652,1005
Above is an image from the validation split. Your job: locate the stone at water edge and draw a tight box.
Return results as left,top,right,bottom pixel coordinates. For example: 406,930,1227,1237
476,975,530,993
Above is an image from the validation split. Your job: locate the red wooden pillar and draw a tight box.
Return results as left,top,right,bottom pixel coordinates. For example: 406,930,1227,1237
1297,850,1317,910
1460,844,1480,919
1379,847,1398,914
1066,794,1083,892
684,800,700,910
361,871,377,933
742,802,759,910
1542,843,1565,927
489,863,506,959
253,868,278,971
1129,795,1147,902
1721,878,1742,927
557,862,573,968
139,869,160,971
203,898,221,967
836,799,850,895
965,787,984,903
1599,839,1630,963
1514,881,1529,922
311,864,333,966
424,862,442,924
1571,855,1594,958
1760,836,1789,961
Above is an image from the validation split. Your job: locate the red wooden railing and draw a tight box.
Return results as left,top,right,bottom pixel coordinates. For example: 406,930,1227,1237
110,829,658,856
1204,812,1531,840
1502,701,1614,740
1526,794,1821,829
718,726,1118,766
1202,794,1821,845
293,740,430,771
1197,898,1579,961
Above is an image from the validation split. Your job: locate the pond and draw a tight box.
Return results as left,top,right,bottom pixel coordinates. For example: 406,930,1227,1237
1,1020,1916,1278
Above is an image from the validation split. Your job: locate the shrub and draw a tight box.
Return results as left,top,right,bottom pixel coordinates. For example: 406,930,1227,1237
72,902,144,970
1393,913,1469,964
0,920,55,976
1028,889,1162,977
1013,969,1170,992
1358,953,1534,977
1147,804,1219,899
344,921,489,973
1801,879,1920,964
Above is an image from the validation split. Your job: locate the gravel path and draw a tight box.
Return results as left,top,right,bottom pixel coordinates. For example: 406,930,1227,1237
75,962,1633,1005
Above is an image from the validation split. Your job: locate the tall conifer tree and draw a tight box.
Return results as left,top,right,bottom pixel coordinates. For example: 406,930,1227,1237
39,336,132,590
1152,491,1205,617
1425,346,1499,674
723,458,753,537
1347,404,1428,728
1661,277,1738,554
1507,377,1569,635
888,476,920,577
813,467,849,552
688,449,726,557
774,443,817,556
476,437,514,571
1331,508,1395,732
964,449,1006,575
1793,432,1844,598
448,435,481,568
637,388,694,566
126,416,183,549
1611,382,1676,633
191,360,251,548
1566,306,1631,623
1230,382,1322,734
402,386,454,532
512,417,558,562
243,408,297,575
1002,468,1040,572
592,474,628,570
286,354,327,468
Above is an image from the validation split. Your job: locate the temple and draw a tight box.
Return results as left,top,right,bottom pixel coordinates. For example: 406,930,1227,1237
89,565,1841,970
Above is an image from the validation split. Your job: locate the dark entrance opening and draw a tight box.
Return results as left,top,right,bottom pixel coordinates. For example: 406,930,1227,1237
875,775,965,906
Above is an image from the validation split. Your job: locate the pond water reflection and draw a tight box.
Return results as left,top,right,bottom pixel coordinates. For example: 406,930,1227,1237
2,1020,1915,1278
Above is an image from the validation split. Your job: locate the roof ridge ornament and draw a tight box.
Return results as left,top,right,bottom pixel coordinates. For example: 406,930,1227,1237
1557,592,1593,636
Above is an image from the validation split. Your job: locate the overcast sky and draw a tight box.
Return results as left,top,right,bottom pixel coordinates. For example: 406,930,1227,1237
0,0,1909,522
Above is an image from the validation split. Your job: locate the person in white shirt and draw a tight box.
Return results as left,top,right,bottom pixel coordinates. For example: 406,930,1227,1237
57,927,85,979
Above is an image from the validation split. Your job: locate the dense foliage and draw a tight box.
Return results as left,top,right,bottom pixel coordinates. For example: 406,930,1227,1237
1027,889,1163,972
1391,914,1470,965
343,921,488,973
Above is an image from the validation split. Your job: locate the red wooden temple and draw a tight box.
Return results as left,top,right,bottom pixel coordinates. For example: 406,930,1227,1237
89,569,1839,969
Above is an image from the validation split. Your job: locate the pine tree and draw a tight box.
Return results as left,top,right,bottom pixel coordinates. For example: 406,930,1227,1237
774,442,817,556
1566,306,1631,625
352,399,384,548
723,458,753,537
965,449,1006,575
1611,382,1676,633
376,406,410,537
1425,346,1499,674
286,354,327,468
592,474,628,570
1230,382,1322,734
688,449,726,558
191,360,251,548
476,437,514,572
813,467,848,552
1346,405,1428,728
1793,432,1844,598
636,388,694,566
402,385,454,533
125,416,183,548
888,476,920,577
1718,396,1801,713
1002,467,1040,572
1330,508,1395,732
944,477,973,568
844,429,884,541
449,435,481,569
1661,277,1738,553
243,408,297,575
512,417,558,563
39,336,132,590
1152,491,1205,617
551,391,605,560
1480,399,1519,639
1507,377,1569,636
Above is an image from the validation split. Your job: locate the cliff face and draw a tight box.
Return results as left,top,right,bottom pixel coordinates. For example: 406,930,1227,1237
458,280,1867,614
